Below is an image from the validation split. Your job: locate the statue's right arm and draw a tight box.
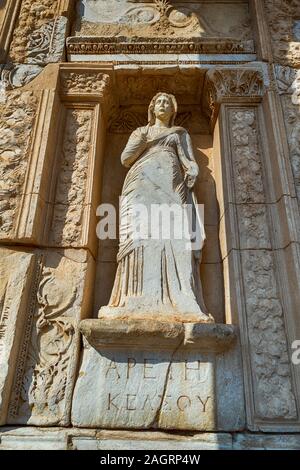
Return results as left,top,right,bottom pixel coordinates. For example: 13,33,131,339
121,128,148,168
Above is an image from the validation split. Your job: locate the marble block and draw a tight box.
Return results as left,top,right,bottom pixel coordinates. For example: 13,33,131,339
71,318,245,431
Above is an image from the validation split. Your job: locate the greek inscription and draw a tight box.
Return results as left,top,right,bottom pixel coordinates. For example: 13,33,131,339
127,357,136,379
143,358,156,379
105,359,121,379
177,395,192,411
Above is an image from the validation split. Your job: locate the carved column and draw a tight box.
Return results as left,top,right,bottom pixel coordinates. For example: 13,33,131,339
0,64,112,426
206,66,300,431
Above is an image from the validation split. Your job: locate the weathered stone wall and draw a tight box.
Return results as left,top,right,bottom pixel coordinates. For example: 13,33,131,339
0,0,300,449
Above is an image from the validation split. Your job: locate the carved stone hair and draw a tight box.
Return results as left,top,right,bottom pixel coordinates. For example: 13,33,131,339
148,92,178,126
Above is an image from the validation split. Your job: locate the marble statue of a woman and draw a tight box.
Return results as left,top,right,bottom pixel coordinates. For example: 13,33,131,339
99,93,213,322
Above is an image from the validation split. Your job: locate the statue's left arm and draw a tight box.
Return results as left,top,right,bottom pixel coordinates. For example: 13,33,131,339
177,131,199,189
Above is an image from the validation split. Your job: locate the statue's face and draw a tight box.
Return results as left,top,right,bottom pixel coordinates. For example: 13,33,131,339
154,94,173,123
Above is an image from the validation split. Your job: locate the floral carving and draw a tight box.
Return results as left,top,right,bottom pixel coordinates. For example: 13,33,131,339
228,109,297,419
19,268,76,421
60,72,110,97
242,250,297,419
230,110,265,203
264,0,300,67
0,91,39,238
204,69,265,124
9,253,82,426
207,69,265,102
108,108,194,133
50,109,93,246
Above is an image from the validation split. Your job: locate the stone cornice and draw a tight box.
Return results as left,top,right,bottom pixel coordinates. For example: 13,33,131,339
67,36,255,56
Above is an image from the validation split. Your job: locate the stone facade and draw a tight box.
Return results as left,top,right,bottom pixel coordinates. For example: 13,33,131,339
0,0,300,449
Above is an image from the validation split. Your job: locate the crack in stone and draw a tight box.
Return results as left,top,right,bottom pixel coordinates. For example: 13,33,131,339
149,333,185,429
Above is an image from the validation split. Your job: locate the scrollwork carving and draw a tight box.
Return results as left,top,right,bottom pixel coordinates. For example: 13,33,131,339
9,253,83,425
0,91,39,238
9,1,67,65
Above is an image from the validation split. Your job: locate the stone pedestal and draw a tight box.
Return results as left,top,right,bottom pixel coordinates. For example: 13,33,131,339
71,318,244,431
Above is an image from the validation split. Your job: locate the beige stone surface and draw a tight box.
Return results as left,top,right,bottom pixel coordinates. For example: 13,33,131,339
73,0,253,41
0,248,36,425
7,248,95,427
0,0,299,447
72,318,243,431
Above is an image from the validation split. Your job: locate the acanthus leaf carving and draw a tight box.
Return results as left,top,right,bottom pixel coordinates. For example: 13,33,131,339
204,68,265,125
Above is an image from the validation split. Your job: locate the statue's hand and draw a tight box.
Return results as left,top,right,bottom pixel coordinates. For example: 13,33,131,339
185,162,198,188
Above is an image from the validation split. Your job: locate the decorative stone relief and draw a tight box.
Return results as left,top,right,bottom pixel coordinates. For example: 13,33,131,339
116,72,203,105
9,0,68,64
230,109,265,204
49,109,93,247
275,65,300,203
74,0,253,41
0,248,36,425
204,68,265,125
108,107,209,134
0,64,43,90
0,90,39,239
67,36,254,56
8,249,93,426
228,108,297,420
241,250,297,419
264,0,300,67
60,71,110,97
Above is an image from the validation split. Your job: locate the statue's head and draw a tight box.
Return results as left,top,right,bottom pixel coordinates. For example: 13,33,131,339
148,92,177,127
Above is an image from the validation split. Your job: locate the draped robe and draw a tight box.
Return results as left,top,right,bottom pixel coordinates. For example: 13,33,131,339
99,125,210,320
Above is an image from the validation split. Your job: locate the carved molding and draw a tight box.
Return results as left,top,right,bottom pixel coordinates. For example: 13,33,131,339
67,36,255,56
